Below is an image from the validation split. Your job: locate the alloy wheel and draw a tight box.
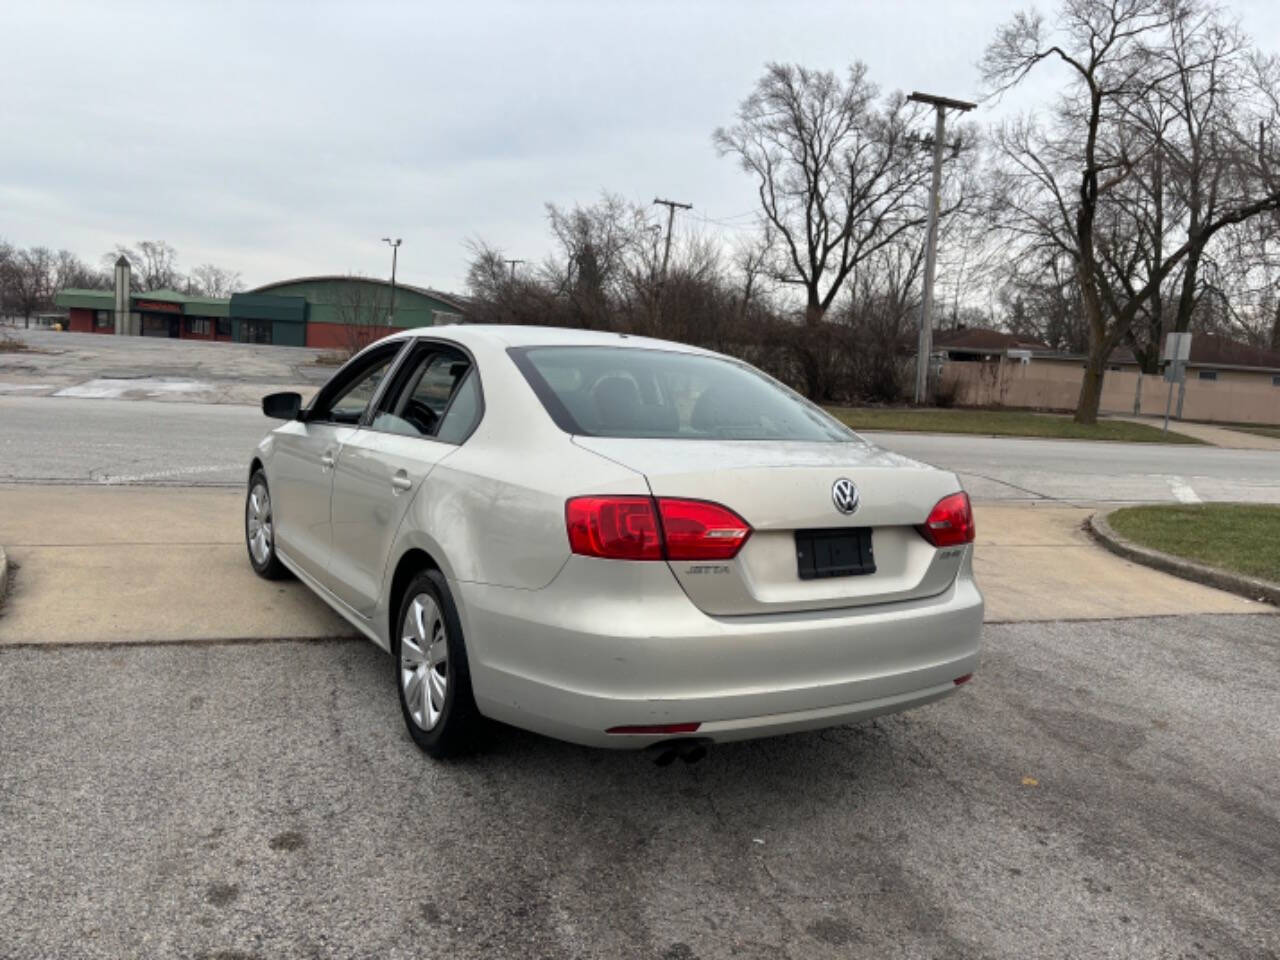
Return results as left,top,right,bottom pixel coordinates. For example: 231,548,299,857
247,483,273,565
400,593,449,730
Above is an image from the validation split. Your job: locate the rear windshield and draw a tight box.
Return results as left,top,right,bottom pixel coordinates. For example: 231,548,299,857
510,345,856,442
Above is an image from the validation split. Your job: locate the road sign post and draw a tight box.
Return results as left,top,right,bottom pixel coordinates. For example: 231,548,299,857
1160,333,1193,434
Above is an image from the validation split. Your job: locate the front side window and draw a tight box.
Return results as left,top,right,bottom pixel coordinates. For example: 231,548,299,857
371,347,477,440
511,345,855,442
316,348,400,424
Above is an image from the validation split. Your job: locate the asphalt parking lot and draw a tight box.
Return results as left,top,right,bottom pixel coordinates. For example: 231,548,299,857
2,614,1276,959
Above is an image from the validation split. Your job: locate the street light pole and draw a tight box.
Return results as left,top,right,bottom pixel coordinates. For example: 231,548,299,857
381,237,402,325
908,92,975,405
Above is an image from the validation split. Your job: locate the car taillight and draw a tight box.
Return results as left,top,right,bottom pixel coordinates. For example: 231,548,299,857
657,498,751,560
917,491,975,548
566,496,663,560
566,496,751,561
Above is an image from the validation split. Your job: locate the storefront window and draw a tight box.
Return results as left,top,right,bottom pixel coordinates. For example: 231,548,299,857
94,310,112,328
216,317,231,338
188,318,211,336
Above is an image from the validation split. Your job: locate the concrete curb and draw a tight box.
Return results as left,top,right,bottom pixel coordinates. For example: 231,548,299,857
1088,509,1280,608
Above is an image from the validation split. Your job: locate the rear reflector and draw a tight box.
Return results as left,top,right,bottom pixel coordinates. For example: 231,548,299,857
954,673,974,686
917,491,976,548
566,496,751,561
607,722,702,735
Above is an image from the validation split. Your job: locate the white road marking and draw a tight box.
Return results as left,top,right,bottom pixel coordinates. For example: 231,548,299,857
0,383,54,392
1167,476,1202,504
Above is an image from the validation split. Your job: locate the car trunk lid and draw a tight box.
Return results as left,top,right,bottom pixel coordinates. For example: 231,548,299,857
572,437,967,616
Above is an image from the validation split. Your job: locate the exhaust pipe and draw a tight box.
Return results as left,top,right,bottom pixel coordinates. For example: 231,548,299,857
647,738,711,767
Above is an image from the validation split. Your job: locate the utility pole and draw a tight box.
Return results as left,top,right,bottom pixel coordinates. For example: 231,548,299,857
381,237,402,324
908,92,975,405
653,197,692,285
504,258,524,280
652,197,692,326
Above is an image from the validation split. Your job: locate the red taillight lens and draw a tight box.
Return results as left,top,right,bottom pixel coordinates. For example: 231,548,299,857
566,496,752,561
657,498,751,560
566,496,662,560
917,491,975,548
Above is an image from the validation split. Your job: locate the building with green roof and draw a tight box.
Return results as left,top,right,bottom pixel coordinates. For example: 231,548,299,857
54,275,466,346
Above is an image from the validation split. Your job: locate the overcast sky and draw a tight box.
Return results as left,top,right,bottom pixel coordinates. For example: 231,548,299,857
4,0,1278,295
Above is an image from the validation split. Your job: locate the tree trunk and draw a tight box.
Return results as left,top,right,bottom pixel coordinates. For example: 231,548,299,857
1075,336,1107,424
1073,262,1107,425
1173,244,1202,334
799,298,828,400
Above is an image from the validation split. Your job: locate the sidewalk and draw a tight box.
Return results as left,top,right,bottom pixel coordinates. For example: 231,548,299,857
973,503,1263,621
1113,415,1280,451
0,486,350,644
0,488,1266,646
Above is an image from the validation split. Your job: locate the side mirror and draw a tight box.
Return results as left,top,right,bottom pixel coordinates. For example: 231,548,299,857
262,391,303,420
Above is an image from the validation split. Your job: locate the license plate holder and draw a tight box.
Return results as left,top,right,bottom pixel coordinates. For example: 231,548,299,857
795,528,875,580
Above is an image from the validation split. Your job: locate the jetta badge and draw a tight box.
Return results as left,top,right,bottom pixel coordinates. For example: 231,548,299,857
831,478,859,515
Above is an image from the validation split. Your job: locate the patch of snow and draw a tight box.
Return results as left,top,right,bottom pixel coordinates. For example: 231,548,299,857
54,378,211,399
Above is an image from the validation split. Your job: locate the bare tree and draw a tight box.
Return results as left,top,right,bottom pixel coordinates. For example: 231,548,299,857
714,63,959,398
54,249,106,291
104,240,181,291
983,0,1280,423
541,193,648,329
3,246,56,327
187,263,243,298
331,276,390,356
0,240,15,323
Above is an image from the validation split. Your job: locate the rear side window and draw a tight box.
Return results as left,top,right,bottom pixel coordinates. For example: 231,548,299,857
510,345,854,442
435,371,482,444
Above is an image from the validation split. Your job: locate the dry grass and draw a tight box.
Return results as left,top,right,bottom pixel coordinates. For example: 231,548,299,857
0,329,29,353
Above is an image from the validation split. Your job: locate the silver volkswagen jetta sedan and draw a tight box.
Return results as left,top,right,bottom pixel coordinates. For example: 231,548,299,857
246,325,982,757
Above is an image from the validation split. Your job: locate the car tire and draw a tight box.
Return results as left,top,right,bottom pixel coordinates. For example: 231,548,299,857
245,470,289,580
395,569,479,758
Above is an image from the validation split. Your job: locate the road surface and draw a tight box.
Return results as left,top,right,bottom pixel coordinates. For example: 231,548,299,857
3,394,1279,503
1,614,1276,958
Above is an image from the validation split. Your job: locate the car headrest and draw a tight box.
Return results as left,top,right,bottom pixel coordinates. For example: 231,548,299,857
592,376,643,429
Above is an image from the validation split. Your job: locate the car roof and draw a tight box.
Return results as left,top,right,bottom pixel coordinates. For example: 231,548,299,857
389,324,715,355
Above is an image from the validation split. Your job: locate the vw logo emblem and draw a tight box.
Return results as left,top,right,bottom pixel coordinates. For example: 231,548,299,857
831,478,859,515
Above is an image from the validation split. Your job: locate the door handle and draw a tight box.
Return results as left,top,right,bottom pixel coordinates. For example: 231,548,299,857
391,471,413,493
320,452,336,469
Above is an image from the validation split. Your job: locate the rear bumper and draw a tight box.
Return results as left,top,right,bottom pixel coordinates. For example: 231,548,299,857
456,552,983,749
